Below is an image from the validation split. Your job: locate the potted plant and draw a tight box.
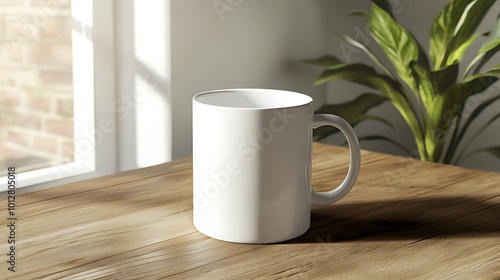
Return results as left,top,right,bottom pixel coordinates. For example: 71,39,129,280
306,0,500,165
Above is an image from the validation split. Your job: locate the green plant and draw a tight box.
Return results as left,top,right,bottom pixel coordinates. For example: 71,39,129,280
306,0,500,165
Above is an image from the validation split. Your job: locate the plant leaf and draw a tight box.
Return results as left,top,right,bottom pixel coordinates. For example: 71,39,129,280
410,60,457,155
372,0,395,18
313,62,426,158
473,45,500,75
445,64,500,106
313,65,412,111
465,64,500,83
443,0,495,68
425,65,500,161
430,0,494,69
369,2,420,93
411,30,432,70
430,0,475,68
349,10,370,18
455,94,500,150
466,17,500,76
479,147,500,159
336,32,395,78
478,13,500,54
350,114,393,128
459,146,500,165
315,93,389,115
314,63,396,87
445,32,484,66
410,61,459,108
455,112,500,164
302,55,347,69
443,114,462,164
313,93,390,140
314,114,393,141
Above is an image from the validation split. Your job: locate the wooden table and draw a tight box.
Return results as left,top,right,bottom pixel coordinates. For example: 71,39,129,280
2,143,500,279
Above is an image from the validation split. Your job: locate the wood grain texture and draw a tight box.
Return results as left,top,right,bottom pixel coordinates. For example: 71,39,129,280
1,142,500,279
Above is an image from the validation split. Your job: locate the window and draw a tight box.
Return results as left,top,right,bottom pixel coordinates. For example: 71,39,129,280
0,0,115,192
0,0,74,175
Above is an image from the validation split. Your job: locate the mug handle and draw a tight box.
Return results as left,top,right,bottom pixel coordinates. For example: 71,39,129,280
311,114,361,206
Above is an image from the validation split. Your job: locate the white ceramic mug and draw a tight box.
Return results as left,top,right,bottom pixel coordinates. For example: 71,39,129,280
192,88,361,243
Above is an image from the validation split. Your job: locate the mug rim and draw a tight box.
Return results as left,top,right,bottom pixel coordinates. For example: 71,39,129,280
193,88,313,110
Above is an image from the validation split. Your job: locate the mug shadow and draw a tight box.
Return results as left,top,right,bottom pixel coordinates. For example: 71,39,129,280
284,195,500,244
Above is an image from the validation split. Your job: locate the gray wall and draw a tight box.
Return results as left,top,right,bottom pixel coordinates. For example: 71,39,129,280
170,0,500,172
171,0,328,159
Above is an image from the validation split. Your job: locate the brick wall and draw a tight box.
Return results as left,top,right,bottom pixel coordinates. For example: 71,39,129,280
0,0,73,171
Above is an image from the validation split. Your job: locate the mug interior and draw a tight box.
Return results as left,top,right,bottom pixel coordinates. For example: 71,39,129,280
194,89,312,109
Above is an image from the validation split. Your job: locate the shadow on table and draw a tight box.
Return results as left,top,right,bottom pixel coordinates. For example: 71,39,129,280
285,195,500,244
